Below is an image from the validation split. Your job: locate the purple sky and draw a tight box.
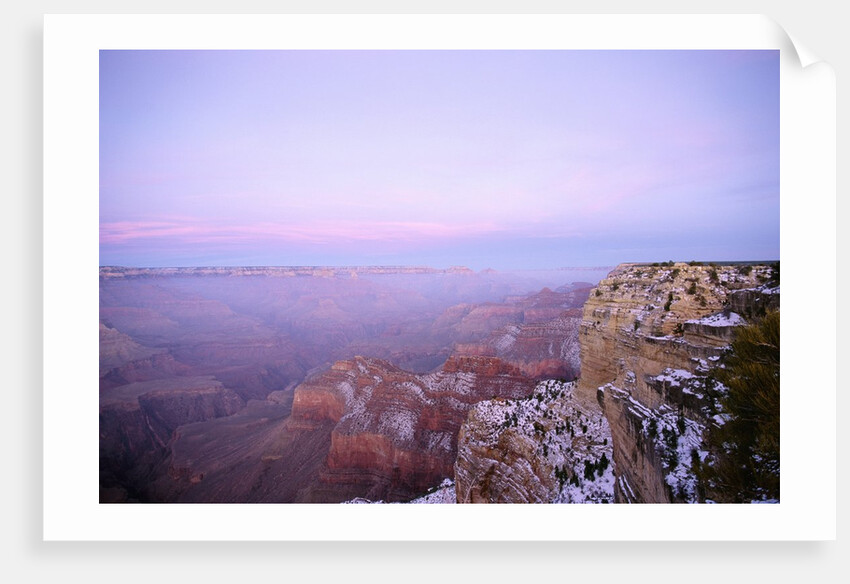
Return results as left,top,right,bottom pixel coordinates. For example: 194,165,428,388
100,50,779,270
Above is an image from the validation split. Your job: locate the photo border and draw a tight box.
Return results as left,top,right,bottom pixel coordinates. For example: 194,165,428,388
43,13,836,541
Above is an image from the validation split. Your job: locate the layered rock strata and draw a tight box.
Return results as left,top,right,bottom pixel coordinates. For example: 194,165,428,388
303,356,536,502
154,355,536,503
454,311,583,380
576,262,779,503
99,376,245,502
452,286,590,380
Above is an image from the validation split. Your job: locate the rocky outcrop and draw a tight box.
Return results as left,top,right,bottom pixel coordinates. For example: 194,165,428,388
576,262,778,503
452,286,590,381
136,385,244,438
299,356,536,502
454,380,614,503
153,355,536,503
455,310,583,380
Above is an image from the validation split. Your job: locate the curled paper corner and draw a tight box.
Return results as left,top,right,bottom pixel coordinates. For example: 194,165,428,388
786,33,823,69
762,15,826,69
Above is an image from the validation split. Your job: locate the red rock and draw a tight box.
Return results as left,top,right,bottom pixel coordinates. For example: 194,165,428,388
156,355,535,503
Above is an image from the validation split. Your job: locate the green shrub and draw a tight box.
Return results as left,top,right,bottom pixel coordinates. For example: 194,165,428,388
699,310,780,502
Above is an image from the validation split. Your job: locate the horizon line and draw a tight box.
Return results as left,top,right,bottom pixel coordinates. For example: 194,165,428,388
98,264,618,271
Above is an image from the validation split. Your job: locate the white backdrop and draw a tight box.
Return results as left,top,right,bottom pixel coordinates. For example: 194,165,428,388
6,0,847,582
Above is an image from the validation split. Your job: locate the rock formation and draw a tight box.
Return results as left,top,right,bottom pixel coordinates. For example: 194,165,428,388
454,311,583,380
455,380,614,503
289,354,536,502
452,286,591,381
99,268,603,502
152,355,536,503
576,262,779,502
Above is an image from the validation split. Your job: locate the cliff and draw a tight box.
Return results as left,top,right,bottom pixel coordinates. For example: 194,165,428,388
576,262,779,502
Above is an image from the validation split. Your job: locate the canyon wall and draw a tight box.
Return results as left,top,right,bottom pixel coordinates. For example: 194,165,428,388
576,262,779,502
151,355,536,503
288,354,536,502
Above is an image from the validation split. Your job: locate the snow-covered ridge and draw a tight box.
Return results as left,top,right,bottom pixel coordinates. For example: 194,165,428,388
456,380,615,503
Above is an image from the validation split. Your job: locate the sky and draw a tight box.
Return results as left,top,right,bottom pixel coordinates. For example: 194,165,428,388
99,50,779,270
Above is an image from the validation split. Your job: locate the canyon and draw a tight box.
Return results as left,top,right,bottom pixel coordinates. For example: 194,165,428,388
99,266,603,502
99,262,778,504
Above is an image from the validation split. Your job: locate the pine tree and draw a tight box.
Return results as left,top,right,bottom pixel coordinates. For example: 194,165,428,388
700,310,780,502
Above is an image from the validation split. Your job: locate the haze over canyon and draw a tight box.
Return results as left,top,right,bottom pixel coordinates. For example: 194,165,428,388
99,262,779,504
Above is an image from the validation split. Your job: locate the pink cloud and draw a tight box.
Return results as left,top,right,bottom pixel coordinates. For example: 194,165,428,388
100,219,508,247
100,221,213,244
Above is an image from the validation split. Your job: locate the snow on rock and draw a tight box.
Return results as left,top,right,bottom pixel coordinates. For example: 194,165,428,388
341,478,457,504
579,262,778,503
409,478,457,504
455,380,615,504
299,355,534,503
686,311,745,327
640,407,708,503
653,368,694,387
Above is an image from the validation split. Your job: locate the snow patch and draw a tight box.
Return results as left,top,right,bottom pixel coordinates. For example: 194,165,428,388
465,380,615,504
687,311,745,327
341,478,457,504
